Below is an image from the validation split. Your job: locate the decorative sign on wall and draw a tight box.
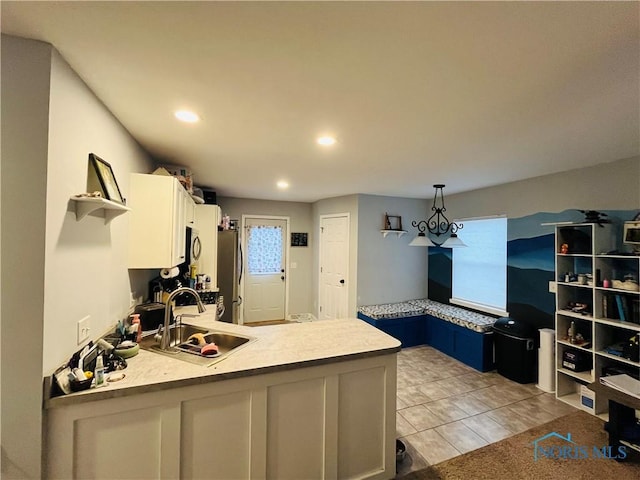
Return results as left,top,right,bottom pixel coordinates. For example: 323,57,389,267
291,232,308,247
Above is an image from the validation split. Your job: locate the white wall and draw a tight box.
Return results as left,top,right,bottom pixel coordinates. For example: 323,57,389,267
1,35,52,480
1,35,155,478
43,49,154,374
356,195,429,305
221,193,431,315
312,195,359,317
441,156,640,220
217,197,313,315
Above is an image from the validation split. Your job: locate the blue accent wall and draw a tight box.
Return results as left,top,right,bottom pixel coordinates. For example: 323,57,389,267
428,209,638,330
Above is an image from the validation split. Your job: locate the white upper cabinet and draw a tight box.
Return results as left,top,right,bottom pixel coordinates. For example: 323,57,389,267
128,173,194,269
183,188,197,229
195,204,221,290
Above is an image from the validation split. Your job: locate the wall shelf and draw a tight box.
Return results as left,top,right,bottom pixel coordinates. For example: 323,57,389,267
380,229,407,238
71,196,130,224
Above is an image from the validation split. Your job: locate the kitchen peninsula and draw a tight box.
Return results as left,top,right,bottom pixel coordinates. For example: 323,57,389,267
45,311,401,480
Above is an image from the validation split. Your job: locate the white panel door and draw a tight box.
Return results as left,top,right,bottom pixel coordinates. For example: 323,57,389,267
319,214,350,320
243,217,287,323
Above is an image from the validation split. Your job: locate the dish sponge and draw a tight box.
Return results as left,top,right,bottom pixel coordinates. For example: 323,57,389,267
200,343,219,356
187,333,206,346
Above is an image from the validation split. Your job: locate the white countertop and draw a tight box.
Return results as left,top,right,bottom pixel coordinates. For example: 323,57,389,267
46,308,401,408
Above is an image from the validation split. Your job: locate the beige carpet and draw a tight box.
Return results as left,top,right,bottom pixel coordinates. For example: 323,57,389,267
398,410,640,480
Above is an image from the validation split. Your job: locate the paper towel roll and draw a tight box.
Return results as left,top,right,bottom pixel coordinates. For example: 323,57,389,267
537,328,556,393
160,266,180,279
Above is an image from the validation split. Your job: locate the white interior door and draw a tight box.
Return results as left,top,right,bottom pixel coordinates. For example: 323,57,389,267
319,214,350,320
243,217,287,323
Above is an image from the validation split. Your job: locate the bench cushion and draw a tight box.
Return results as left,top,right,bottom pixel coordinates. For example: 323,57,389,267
406,299,496,333
357,302,424,320
357,299,497,371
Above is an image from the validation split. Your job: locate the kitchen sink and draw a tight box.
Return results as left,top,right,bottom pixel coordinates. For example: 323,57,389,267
141,323,210,348
139,323,256,366
200,332,252,354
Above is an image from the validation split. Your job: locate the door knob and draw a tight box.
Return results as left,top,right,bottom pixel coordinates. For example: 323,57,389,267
281,276,285,281
339,279,345,284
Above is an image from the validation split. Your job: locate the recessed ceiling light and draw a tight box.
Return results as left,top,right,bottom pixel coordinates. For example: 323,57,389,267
277,180,289,189
174,110,200,123
316,135,337,146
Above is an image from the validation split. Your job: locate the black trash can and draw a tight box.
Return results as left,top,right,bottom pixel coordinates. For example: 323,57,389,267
492,317,538,384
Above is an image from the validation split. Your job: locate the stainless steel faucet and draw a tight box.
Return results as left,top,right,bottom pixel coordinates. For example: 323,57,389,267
160,287,206,350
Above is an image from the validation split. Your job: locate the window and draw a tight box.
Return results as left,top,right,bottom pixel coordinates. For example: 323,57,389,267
247,225,283,274
451,216,508,317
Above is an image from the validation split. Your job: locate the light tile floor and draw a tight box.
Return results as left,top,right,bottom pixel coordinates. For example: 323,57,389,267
396,345,577,476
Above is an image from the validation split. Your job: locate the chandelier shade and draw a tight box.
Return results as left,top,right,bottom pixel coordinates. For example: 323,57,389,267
410,184,466,248
408,232,436,247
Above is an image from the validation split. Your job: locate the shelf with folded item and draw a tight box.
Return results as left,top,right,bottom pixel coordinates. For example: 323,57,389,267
71,196,131,224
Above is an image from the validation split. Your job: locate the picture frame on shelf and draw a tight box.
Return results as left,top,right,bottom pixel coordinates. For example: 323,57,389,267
87,153,125,204
384,213,403,231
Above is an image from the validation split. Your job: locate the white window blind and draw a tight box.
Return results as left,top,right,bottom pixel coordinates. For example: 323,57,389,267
451,216,508,317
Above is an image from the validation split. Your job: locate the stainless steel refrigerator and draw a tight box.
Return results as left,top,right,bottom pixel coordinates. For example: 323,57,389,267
217,230,242,323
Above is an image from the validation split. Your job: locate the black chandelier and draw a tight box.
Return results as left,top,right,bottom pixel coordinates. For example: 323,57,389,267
410,184,466,248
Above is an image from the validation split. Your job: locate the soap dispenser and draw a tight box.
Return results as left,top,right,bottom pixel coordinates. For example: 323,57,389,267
130,314,142,343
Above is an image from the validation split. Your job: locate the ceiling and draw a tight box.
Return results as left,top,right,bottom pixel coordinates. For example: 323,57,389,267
2,1,639,202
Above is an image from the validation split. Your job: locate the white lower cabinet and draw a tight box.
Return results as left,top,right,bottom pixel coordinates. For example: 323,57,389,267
47,392,181,479
45,354,397,480
181,390,253,479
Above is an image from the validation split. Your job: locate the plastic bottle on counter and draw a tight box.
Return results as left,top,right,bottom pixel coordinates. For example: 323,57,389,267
94,355,106,388
130,313,142,342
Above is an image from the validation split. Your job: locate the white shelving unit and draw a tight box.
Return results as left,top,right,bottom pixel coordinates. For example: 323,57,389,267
554,223,640,416
70,196,130,224
380,229,407,238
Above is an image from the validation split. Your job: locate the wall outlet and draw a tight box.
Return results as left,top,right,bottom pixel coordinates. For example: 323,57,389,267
77,315,91,344
548,281,557,293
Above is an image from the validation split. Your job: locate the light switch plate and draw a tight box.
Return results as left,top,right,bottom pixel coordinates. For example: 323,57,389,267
548,281,557,293
77,315,91,344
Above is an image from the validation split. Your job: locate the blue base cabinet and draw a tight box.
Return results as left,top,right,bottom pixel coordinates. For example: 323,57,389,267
357,313,427,348
357,312,495,372
425,315,495,372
